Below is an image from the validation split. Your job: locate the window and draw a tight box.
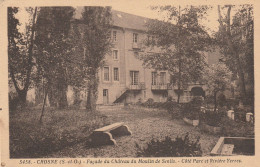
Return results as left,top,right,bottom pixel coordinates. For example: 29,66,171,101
152,72,157,85
113,50,118,60
103,89,107,96
160,72,166,84
133,33,138,43
113,31,117,42
114,68,119,81
104,67,109,81
130,71,139,85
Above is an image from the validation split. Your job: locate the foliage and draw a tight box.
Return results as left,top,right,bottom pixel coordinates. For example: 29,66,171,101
217,93,227,107
216,5,254,104
35,7,75,109
203,63,232,111
9,108,110,158
8,7,38,109
139,5,212,103
136,133,202,157
220,117,254,137
181,97,203,120
200,109,225,127
71,7,112,111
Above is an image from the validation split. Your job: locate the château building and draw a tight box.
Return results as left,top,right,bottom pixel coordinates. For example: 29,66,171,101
67,10,213,105
23,9,228,106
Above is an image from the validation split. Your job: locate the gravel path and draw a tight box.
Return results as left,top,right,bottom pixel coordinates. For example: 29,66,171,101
49,106,219,157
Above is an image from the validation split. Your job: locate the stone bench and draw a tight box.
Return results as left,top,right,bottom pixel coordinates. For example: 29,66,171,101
89,122,132,146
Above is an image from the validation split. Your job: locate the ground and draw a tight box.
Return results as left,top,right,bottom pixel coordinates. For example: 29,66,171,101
46,106,219,158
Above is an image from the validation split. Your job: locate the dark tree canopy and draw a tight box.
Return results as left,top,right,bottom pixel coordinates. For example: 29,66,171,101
140,5,212,103
216,5,253,104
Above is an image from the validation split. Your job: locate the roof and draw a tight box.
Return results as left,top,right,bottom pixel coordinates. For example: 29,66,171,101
111,10,148,31
74,7,149,31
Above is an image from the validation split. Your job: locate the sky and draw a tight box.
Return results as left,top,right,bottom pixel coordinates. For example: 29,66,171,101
16,5,224,36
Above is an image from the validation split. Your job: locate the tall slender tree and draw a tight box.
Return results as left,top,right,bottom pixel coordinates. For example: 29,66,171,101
34,7,75,122
8,7,38,110
77,7,112,111
216,5,253,104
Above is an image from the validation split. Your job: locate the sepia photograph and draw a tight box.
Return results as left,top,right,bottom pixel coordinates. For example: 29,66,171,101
1,0,257,165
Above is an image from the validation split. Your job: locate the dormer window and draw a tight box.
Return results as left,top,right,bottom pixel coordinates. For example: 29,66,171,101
133,33,138,43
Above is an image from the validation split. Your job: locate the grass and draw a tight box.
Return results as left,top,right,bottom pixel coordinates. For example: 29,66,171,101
9,105,254,158
9,108,110,158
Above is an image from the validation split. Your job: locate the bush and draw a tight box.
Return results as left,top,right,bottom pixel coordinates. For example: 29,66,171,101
220,117,254,137
200,110,224,127
136,133,202,157
181,97,203,120
226,98,239,109
217,94,226,107
142,98,154,108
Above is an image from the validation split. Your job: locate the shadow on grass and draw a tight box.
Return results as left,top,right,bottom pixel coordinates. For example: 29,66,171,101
9,108,110,158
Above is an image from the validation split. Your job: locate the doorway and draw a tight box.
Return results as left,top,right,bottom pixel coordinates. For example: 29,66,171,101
191,87,205,98
103,89,109,104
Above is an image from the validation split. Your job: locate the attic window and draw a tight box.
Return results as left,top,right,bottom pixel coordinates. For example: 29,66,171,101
117,14,122,18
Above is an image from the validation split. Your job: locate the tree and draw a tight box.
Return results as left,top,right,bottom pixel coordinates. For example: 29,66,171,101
139,6,212,103
203,63,232,111
8,7,38,110
76,7,112,111
216,5,253,104
34,7,75,122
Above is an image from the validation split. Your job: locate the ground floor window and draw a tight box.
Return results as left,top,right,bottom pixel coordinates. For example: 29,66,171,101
130,71,139,85
114,68,119,81
104,67,109,81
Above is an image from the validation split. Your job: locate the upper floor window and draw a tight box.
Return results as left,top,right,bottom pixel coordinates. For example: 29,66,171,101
114,68,119,81
152,72,157,85
113,31,117,42
133,33,138,43
160,72,166,84
104,67,109,81
113,50,118,60
130,71,139,85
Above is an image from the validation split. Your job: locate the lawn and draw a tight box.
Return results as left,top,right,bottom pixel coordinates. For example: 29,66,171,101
11,105,246,158
42,106,220,157
9,108,110,158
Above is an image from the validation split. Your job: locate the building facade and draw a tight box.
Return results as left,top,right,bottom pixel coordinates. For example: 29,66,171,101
25,10,228,106
86,10,206,105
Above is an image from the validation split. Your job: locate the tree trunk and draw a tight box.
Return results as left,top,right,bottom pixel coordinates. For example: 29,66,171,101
177,53,182,104
176,7,182,104
48,85,57,107
218,6,247,101
58,81,68,109
86,73,98,111
39,85,49,124
214,91,218,112
177,87,181,104
73,87,81,105
8,7,37,111
17,89,28,110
